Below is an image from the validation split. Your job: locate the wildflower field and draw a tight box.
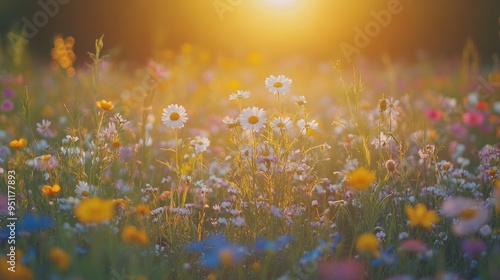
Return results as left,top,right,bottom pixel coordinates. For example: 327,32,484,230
1,34,500,280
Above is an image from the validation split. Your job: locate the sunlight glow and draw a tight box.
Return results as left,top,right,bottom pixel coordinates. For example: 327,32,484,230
262,0,301,9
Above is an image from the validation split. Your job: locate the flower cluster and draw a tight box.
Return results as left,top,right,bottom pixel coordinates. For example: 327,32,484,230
1,39,500,280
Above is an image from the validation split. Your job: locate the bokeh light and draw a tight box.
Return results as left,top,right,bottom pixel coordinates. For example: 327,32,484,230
261,0,301,9
0,1,499,279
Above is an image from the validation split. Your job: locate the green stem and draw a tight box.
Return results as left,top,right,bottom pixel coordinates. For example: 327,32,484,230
251,130,258,194
277,92,283,114
174,128,179,172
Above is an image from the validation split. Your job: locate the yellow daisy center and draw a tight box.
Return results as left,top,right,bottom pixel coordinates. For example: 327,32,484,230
170,112,180,121
41,155,51,162
458,208,478,219
81,190,89,197
273,81,283,88
112,140,121,148
248,115,259,124
277,122,285,128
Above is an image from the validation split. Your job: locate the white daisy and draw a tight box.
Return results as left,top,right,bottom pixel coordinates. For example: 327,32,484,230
371,132,394,149
161,104,188,128
265,75,292,95
293,163,310,181
240,146,253,160
256,144,277,163
386,98,400,115
441,197,489,236
37,119,55,138
295,95,307,107
222,116,240,129
297,119,319,136
270,116,292,134
190,136,210,153
75,181,95,198
240,107,267,132
229,90,250,100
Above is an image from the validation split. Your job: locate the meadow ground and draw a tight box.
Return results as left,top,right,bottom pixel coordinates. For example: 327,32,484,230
0,36,500,279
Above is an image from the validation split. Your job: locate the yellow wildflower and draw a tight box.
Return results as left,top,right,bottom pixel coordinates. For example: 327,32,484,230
49,247,71,271
96,99,114,110
121,225,149,245
135,204,151,216
346,167,376,191
406,203,440,230
356,233,379,256
0,255,34,279
9,138,28,149
75,198,114,224
42,184,61,196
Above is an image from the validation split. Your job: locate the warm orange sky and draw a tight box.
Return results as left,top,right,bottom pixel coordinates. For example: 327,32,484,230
1,0,498,63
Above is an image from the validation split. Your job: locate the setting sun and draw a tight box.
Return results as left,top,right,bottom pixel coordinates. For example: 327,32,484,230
261,0,301,9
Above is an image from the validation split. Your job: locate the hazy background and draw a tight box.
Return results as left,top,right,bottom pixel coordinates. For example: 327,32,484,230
0,0,499,64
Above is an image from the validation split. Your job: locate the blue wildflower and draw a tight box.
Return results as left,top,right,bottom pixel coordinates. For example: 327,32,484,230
0,213,53,239
185,234,247,269
254,235,293,254
18,213,53,232
0,145,11,163
299,233,342,265
21,247,37,264
299,243,324,265
371,245,397,267
75,246,89,256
